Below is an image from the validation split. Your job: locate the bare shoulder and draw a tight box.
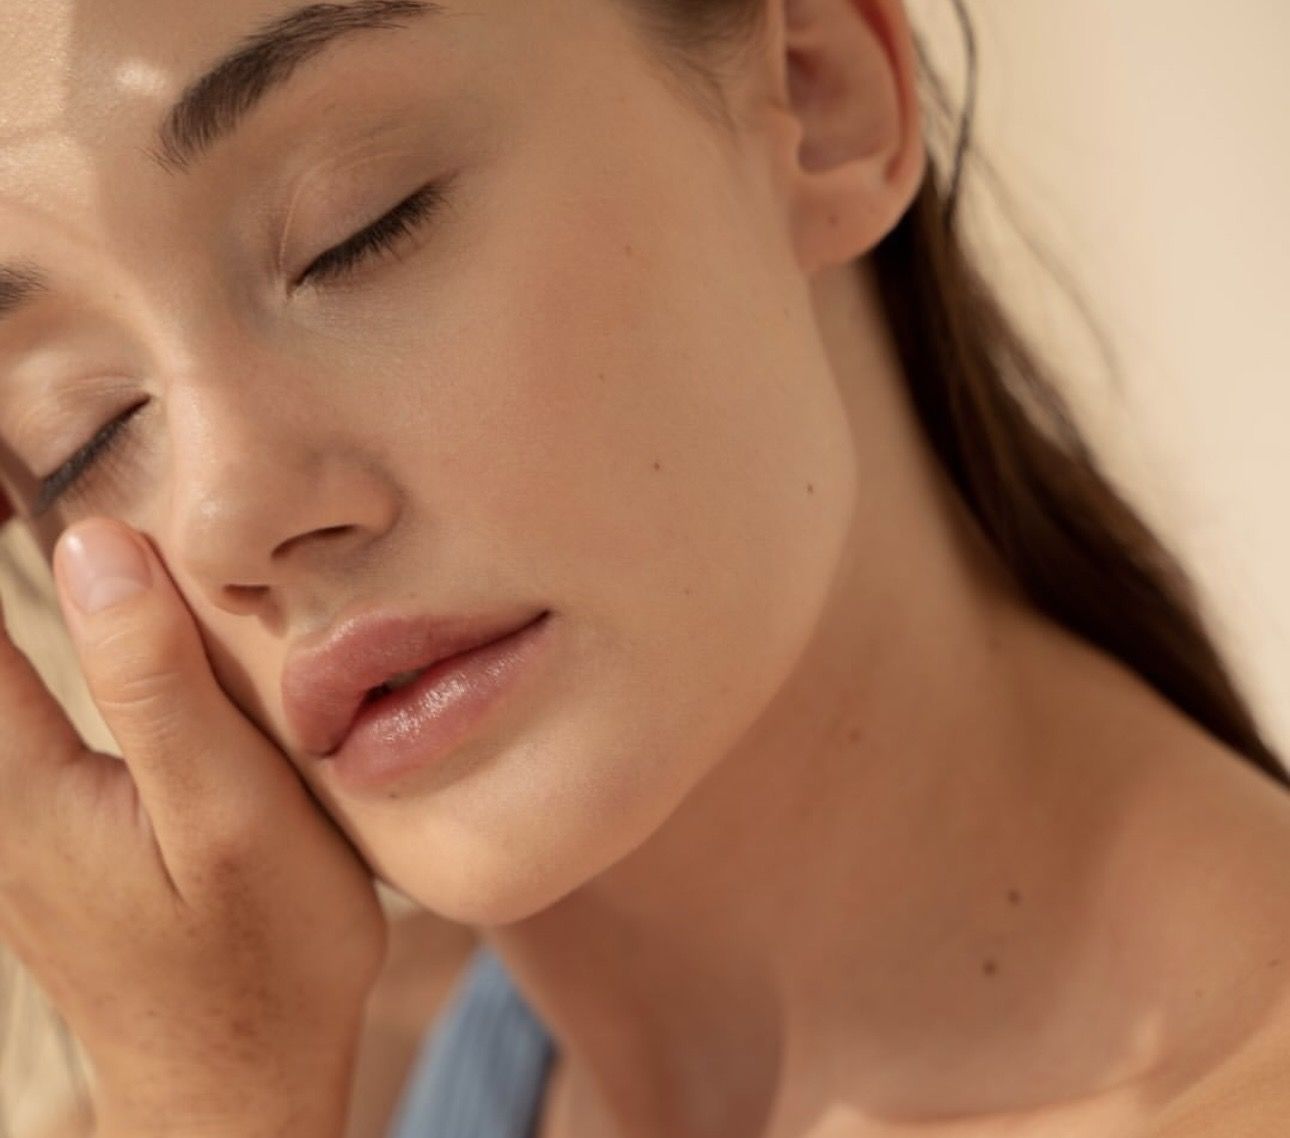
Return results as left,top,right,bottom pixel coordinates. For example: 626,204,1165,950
1135,749,1290,1136
1146,1019,1290,1137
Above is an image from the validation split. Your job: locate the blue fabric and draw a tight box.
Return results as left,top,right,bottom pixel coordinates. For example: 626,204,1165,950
386,943,557,1138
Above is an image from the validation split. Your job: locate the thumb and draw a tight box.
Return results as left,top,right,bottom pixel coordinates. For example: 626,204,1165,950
52,518,300,859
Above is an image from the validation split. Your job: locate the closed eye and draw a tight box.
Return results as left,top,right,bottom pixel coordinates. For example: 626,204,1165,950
294,178,454,289
34,399,149,518
31,179,455,518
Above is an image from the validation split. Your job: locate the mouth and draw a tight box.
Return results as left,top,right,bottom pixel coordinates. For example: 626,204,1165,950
320,609,556,789
365,666,432,701
350,637,504,716
282,605,552,759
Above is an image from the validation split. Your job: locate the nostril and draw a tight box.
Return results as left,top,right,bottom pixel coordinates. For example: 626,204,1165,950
222,583,270,608
272,524,356,563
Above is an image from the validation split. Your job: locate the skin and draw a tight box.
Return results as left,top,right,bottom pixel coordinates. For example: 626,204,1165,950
0,0,1288,1135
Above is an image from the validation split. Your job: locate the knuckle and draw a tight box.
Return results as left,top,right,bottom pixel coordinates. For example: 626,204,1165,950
0,742,81,884
90,666,183,723
86,638,186,720
0,825,51,906
189,803,272,879
85,618,187,706
0,844,31,896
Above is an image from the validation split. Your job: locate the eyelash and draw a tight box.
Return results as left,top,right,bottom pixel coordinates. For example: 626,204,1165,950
34,402,147,518
295,180,451,288
34,180,450,517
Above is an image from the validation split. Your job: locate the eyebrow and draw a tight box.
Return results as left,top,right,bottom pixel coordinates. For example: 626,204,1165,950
152,0,444,174
0,2,443,332
0,266,48,320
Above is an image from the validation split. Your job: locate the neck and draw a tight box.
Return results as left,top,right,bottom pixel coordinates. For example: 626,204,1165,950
486,466,1194,1136
481,270,1227,1138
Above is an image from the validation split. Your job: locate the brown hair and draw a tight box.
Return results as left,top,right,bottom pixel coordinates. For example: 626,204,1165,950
623,0,1289,789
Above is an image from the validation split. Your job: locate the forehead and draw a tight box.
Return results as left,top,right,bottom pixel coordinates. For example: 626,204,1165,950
0,1,643,187
0,0,499,248
0,2,450,150
0,2,284,127
0,0,688,284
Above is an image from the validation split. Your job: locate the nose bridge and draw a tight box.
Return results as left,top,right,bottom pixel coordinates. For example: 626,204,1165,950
162,351,401,598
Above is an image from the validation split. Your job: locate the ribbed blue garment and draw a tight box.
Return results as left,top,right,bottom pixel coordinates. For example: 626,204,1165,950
386,942,558,1138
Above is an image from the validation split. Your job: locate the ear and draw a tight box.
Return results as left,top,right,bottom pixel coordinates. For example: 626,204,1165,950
763,0,926,276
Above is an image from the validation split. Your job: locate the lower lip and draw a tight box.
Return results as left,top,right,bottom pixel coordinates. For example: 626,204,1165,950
323,611,554,793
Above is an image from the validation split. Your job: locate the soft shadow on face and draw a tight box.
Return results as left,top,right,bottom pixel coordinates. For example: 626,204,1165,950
0,0,871,920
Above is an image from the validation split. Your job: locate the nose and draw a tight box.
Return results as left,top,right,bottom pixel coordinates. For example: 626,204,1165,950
163,380,402,619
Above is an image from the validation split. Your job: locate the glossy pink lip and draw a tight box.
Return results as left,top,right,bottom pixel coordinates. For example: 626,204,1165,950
282,606,550,759
324,610,554,793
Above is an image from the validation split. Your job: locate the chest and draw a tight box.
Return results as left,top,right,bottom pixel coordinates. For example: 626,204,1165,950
528,1060,1217,1138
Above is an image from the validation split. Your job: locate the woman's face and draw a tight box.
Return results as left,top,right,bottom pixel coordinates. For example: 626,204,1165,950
0,0,862,921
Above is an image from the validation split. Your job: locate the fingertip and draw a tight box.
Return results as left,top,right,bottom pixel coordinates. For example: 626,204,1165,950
55,519,153,619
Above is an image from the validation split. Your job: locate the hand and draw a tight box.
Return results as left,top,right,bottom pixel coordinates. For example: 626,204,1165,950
0,518,389,1136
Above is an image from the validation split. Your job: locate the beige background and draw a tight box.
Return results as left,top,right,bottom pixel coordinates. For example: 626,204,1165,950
912,0,1289,752
4,1,1289,1134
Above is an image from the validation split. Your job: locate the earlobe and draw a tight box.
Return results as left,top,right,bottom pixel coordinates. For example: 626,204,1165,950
778,0,927,274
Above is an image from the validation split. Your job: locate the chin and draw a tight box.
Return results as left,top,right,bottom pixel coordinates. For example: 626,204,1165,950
355,751,701,929
325,639,762,928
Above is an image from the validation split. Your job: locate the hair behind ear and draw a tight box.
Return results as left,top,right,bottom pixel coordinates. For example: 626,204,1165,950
626,0,1289,790
868,15,1288,789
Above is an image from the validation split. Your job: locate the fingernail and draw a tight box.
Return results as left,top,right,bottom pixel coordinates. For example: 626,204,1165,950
59,522,152,615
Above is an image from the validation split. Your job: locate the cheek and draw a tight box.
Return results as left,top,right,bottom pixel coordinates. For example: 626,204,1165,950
473,152,860,681
415,189,850,795
344,106,862,919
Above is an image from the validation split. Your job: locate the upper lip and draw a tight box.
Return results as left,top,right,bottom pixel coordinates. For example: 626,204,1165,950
282,606,548,758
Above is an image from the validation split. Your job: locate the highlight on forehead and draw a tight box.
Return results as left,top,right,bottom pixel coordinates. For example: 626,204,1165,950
153,0,443,174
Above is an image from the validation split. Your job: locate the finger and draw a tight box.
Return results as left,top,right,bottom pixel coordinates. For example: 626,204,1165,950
0,590,89,867
51,518,305,863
